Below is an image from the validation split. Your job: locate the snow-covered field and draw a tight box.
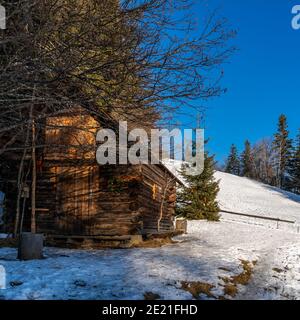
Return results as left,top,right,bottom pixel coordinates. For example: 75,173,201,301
216,171,300,223
0,220,299,300
164,160,300,229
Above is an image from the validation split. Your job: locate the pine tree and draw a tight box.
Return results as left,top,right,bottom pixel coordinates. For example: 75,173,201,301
287,130,300,194
176,152,220,221
241,140,254,178
225,144,240,176
273,114,293,189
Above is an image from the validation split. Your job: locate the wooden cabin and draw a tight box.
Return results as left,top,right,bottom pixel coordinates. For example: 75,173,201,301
1,108,181,248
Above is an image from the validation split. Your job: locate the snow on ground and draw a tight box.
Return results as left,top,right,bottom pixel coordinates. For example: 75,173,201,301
0,220,299,300
215,171,300,223
163,159,300,223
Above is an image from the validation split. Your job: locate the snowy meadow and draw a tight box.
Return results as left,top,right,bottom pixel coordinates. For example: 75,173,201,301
0,220,299,300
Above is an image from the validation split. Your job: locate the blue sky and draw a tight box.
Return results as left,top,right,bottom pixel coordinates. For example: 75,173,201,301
190,0,300,163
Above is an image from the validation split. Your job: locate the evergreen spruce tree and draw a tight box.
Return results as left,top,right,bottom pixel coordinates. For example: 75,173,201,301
177,152,220,221
273,114,293,189
241,140,254,178
225,144,240,176
288,130,300,194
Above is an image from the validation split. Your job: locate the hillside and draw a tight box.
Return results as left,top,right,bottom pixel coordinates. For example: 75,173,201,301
163,159,300,223
215,171,300,223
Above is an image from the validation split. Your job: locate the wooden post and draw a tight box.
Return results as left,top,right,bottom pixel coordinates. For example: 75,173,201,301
14,160,26,237
31,118,36,234
14,109,32,237
158,174,173,232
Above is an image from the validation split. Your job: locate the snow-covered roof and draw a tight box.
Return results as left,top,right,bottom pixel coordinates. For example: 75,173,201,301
161,159,188,186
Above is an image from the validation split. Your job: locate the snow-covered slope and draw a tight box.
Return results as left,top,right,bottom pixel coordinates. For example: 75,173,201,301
216,171,300,223
163,159,300,223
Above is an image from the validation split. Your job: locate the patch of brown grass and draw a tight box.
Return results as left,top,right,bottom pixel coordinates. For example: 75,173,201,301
223,284,238,297
144,292,161,300
220,260,256,298
219,276,231,284
273,268,284,274
231,260,253,286
218,296,229,300
0,238,17,248
134,235,176,248
181,281,216,299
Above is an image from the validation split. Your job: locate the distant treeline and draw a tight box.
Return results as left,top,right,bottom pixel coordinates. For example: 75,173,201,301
223,114,300,195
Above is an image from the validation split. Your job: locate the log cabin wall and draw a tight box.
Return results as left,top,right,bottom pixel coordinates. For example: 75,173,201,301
139,164,176,234
1,108,177,241
38,111,147,237
35,163,144,237
34,163,176,237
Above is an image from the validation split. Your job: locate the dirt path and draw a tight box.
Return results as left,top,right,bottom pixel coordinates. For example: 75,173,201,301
235,243,300,300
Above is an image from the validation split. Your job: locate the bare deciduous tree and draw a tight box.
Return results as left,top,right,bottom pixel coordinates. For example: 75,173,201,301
0,0,235,235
